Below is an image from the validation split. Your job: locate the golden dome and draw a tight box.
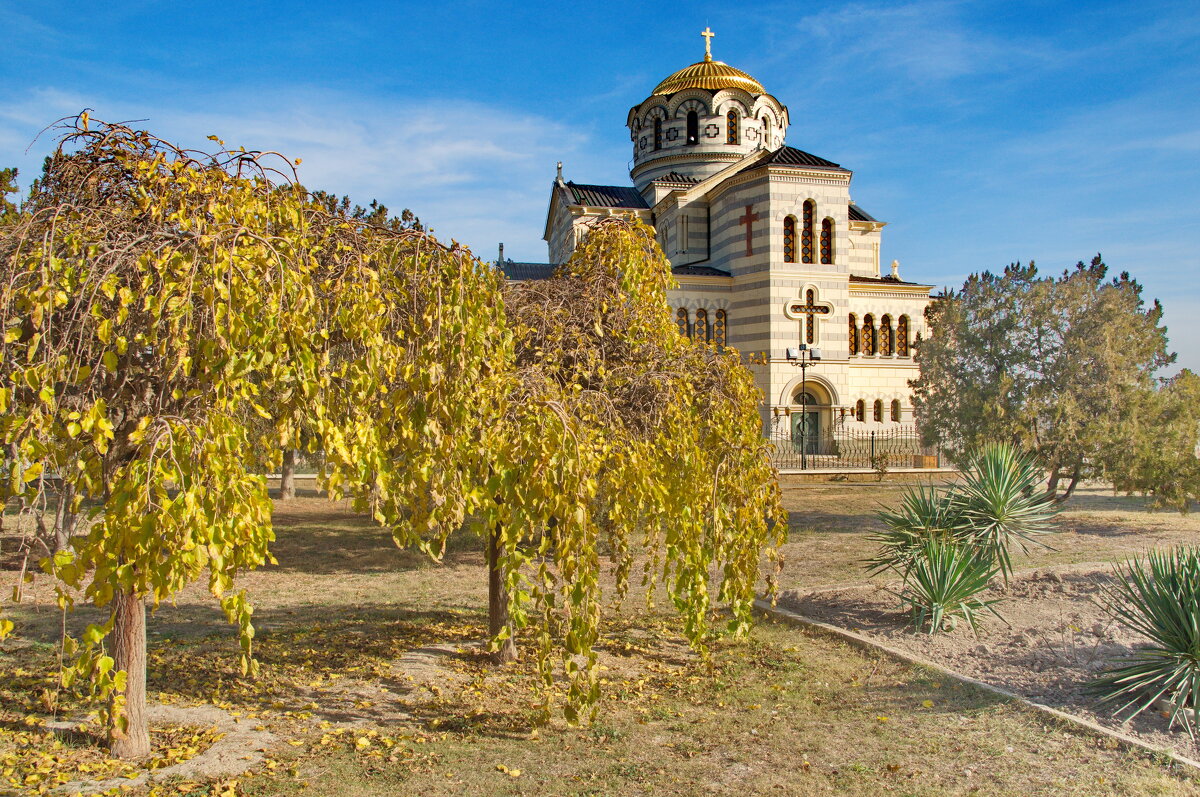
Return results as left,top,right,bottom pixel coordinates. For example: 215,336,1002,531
651,57,766,96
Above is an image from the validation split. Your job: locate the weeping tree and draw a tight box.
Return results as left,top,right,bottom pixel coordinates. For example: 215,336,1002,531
329,217,786,721
0,117,353,757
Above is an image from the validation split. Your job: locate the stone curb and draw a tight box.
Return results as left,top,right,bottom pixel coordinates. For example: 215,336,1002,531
753,598,1200,775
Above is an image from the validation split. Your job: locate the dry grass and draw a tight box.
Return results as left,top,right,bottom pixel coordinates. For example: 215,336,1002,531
2,479,1199,795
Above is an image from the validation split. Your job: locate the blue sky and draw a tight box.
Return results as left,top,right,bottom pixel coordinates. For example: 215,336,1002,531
3,1,1198,370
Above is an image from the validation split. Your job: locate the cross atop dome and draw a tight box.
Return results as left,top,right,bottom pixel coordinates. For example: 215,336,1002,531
701,27,715,61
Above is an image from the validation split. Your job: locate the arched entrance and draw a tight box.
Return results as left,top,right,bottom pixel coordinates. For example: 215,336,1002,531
789,382,832,455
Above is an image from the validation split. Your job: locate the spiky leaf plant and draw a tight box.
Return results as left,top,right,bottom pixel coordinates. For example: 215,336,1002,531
867,485,961,577
894,538,1002,634
953,444,1058,583
1091,547,1200,737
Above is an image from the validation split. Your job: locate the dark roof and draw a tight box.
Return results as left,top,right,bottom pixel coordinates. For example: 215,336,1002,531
654,171,699,185
565,181,650,209
740,146,845,176
499,261,557,281
848,274,928,287
673,265,730,277
848,204,878,223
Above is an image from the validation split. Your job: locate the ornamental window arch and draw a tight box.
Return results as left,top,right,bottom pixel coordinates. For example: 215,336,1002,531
862,313,876,355
694,308,710,343
891,399,902,422
880,314,894,356
783,215,797,263
855,399,866,422
873,399,884,423
848,313,858,355
801,200,815,264
820,217,834,264
897,315,911,356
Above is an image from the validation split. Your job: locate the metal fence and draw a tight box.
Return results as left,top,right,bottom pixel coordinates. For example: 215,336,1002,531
768,421,941,471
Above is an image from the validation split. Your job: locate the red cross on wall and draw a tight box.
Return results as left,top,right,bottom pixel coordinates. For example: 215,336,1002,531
738,204,761,257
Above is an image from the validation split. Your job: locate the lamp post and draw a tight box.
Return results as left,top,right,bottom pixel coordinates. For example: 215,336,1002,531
786,344,821,469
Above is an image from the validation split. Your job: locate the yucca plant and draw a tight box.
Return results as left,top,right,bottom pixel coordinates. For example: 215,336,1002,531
867,484,961,577
894,538,1002,634
951,443,1058,584
1090,547,1200,737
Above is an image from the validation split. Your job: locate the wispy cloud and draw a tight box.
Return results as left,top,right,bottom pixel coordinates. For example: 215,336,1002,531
0,86,611,261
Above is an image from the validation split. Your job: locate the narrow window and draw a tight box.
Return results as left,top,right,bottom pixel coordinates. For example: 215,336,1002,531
897,315,910,356
694,308,709,343
873,400,883,423
783,216,796,263
862,314,876,355
820,218,833,264
678,215,689,254
726,110,739,145
675,307,688,337
848,313,858,355
686,111,699,145
880,314,893,356
801,201,815,264
653,118,662,151
714,310,727,348
891,399,902,422
855,399,865,422
806,289,817,344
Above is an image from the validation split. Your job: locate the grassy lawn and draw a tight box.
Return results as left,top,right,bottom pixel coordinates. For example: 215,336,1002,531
1,481,1198,795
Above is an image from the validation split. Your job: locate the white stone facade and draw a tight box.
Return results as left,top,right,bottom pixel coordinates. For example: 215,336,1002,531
503,38,932,440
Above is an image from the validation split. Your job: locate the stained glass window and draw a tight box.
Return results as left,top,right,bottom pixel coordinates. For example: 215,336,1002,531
806,289,817,344
783,216,796,263
848,313,858,355
801,201,814,264
726,110,739,145
820,218,833,264
897,315,910,356
855,399,865,422
694,308,709,343
714,310,727,348
891,400,902,422
862,314,876,355
873,400,883,422
880,314,893,356
675,307,688,337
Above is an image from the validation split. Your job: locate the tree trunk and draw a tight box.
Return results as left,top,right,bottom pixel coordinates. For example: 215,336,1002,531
53,484,77,553
1045,467,1061,499
109,589,150,759
1058,463,1083,504
487,524,517,664
280,449,297,500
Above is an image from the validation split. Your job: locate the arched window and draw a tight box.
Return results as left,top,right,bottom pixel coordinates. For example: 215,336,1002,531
694,308,709,343
783,216,796,263
760,115,771,147
714,309,727,348
855,399,865,422
897,315,910,356
891,399,902,423
862,313,876,355
726,110,739,145
653,118,662,151
820,218,833,264
848,313,858,355
801,200,815,264
675,307,689,337
873,400,883,423
686,111,699,145
880,314,893,356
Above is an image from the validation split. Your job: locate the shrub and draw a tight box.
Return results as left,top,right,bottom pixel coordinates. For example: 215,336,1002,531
868,443,1058,633
894,538,1002,634
1091,547,1200,736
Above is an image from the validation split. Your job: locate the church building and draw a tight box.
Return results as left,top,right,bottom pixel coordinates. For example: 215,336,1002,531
499,30,932,449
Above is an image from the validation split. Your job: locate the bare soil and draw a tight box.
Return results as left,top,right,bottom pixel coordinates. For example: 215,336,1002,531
778,482,1200,762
